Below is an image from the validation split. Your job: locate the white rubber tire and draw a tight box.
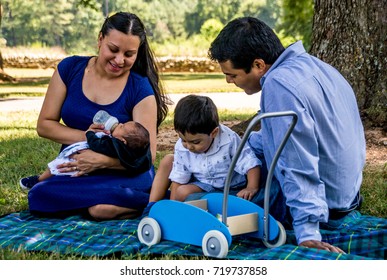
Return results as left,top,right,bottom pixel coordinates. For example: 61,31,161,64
262,221,287,248
137,217,161,246
202,230,229,258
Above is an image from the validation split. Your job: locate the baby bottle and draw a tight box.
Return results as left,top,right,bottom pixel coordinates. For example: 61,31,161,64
93,110,119,132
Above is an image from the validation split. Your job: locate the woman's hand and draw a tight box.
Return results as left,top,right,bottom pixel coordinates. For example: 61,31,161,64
86,123,109,134
57,149,122,176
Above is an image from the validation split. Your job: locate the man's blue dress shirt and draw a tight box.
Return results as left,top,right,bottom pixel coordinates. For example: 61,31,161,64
248,41,366,244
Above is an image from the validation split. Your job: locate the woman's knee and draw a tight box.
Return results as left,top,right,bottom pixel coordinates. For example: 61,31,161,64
88,204,140,220
88,204,114,220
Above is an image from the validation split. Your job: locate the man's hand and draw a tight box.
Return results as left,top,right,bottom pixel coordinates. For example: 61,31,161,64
299,240,345,254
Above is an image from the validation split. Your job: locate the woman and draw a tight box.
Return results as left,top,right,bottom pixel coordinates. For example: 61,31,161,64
25,12,170,220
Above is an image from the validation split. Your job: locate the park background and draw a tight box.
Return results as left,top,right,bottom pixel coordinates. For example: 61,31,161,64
0,0,385,260
1,0,385,126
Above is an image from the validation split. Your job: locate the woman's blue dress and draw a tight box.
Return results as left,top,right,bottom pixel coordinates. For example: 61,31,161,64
28,56,155,213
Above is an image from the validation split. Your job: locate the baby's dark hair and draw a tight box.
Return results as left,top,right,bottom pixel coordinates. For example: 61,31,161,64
122,122,150,151
174,95,219,135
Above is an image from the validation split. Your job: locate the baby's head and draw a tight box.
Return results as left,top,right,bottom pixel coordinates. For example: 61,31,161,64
174,95,219,153
112,121,150,150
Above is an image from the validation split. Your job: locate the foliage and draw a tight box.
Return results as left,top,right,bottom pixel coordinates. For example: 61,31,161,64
109,0,191,43
0,0,305,55
238,0,281,29
276,0,314,50
275,30,300,48
150,36,210,57
0,0,103,54
184,0,240,36
76,0,100,12
200,19,224,42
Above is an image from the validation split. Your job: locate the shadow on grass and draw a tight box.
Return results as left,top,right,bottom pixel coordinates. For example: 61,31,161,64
2,77,50,87
0,94,44,100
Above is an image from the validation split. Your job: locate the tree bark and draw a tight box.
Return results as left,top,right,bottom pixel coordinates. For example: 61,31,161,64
310,0,386,129
0,2,13,81
0,50,15,82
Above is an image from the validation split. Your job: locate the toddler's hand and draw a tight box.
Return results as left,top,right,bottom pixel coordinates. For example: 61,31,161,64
236,187,258,201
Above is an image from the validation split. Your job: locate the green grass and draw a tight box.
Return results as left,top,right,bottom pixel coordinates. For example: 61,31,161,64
1,109,386,259
161,73,242,93
0,69,385,259
0,109,248,260
360,164,387,217
1,68,240,97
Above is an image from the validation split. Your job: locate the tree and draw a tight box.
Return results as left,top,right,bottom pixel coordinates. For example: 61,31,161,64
200,19,224,42
277,0,313,50
232,0,386,133
310,0,386,128
0,0,14,82
239,0,281,29
0,0,101,81
185,0,240,36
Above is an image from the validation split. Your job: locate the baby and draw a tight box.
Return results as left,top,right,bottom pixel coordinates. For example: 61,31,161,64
20,120,151,190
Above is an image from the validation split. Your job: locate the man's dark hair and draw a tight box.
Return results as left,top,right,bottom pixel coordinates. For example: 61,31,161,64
174,95,219,135
208,17,285,73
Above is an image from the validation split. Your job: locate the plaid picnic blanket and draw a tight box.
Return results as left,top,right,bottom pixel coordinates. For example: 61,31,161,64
0,210,385,260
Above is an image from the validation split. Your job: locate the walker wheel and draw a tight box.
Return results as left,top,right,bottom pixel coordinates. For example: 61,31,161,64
137,217,161,246
202,230,229,258
262,221,287,248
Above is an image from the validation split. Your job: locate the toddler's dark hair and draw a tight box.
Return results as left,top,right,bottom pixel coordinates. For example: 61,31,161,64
174,95,219,135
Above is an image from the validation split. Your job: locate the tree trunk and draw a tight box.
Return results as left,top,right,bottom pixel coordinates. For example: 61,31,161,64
0,50,3,69
0,69,15,82
0,51,15,82
310,0,386,129
0,3,13,82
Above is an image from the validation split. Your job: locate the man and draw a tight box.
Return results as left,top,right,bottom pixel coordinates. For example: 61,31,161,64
208,17,365,253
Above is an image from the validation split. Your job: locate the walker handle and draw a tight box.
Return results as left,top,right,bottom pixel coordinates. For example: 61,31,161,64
222,111,298,243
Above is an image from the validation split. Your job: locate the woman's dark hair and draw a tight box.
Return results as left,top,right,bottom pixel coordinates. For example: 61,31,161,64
100,12,171,128
208,17,285,73
174,95,219,135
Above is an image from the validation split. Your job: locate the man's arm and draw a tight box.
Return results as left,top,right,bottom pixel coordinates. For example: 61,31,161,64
262,79,330,248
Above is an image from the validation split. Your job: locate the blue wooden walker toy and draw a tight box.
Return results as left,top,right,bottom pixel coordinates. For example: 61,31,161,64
138,111,298,258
